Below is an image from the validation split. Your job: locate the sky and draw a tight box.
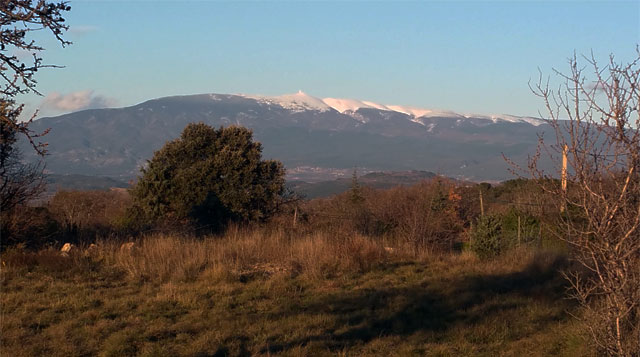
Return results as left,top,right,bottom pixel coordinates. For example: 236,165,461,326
18,0,640,119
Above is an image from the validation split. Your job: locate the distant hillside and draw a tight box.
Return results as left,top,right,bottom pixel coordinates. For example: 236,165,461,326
288,170,437,199
42,171,436,200
45,174,129,193
25,92,551,181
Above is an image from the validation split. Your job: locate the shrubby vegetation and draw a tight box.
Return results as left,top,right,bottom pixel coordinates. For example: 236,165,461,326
0,173,560,254
4,59,639,352
130,123,285,231
470,209,540,259
0,157,613,356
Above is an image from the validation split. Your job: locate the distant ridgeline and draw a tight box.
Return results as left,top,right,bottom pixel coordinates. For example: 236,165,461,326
44,174,129,195
287,170,438,199
25,92,551,182
45,171,439,200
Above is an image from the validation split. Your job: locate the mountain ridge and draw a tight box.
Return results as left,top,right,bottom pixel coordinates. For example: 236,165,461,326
233,91,545,126
24,92,551,181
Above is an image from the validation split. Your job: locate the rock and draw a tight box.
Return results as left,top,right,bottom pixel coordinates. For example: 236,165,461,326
60,243,75,253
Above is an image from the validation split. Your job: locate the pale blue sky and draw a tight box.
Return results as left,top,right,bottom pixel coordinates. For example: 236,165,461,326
22,0,640,118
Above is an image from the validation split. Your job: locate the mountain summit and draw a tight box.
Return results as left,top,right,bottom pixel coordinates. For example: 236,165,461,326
239,91,545,126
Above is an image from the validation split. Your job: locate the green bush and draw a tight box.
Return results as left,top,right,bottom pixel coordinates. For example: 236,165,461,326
500,208,540,246
131,123,285,231
469,209,541,259
470,215,503,259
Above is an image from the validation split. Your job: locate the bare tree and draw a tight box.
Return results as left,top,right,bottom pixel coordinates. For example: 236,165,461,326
1,0,71,153
0,1,70,214
529,51,640,356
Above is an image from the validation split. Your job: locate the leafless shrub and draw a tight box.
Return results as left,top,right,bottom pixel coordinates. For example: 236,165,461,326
529,51,640,356
299,178,464,255
47,189,132,241
0,205,59,248
367,178,463,255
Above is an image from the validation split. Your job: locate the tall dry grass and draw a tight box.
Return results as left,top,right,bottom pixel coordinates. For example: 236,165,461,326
79,227,396,283
2,225,566,286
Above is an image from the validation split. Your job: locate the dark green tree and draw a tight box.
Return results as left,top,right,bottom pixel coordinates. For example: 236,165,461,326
349,168,364,204
131,123,285,230
469,214,503,259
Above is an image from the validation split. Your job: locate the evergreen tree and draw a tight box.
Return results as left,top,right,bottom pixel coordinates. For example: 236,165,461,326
131,123,285,229
349,168,364,204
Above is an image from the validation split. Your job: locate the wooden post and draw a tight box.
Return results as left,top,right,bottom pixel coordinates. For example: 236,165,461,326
292,207,298,227
561,144,568,213
479,189,485,217
517,215,521,246
538,223,543,247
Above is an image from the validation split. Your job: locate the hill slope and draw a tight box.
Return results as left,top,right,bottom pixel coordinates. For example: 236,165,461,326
25,92,549,181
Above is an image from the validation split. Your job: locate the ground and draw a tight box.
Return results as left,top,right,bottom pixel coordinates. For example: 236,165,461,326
1,242,589,357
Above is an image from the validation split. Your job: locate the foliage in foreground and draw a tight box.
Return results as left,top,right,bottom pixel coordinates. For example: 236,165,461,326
1,232,588,356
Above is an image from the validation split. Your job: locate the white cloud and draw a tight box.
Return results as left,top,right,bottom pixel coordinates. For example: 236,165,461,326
69,25,99,35
41,90,117,112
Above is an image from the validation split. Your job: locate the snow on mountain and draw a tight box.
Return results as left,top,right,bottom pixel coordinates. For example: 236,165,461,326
240,91,331,113
322,98,393,113
323,98,376,113
361,101,393,111
492,114,546,126
238,91,544,126
463,113,546,126
386,105,464,119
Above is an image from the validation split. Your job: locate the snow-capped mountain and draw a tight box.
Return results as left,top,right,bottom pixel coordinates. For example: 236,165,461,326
241,90,545,126
24,92,551,181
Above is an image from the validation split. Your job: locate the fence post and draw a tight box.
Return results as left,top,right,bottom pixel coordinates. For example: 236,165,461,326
293,207,298,227
517,215,521,246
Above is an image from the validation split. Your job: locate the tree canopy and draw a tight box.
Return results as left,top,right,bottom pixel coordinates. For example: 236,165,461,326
131,123,285,230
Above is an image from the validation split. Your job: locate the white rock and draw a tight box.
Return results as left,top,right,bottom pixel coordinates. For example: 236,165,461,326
60,243,75,253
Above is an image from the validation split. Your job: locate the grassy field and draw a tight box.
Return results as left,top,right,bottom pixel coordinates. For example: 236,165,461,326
1,230,590,356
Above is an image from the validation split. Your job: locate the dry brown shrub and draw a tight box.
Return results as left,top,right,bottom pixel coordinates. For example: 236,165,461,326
298,177,464,256
365,178,463,254
47,189,132,240
0,205,59,248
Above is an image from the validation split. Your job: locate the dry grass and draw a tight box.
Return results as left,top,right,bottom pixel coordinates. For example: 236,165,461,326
80,227,394,283
0,229,590,356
